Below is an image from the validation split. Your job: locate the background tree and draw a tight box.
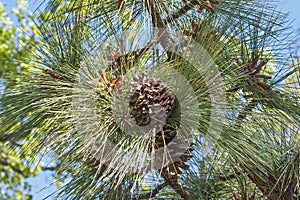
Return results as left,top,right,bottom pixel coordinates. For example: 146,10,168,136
0,1,40,199
0,1,62,199
0,0,38,87
1,0,300,199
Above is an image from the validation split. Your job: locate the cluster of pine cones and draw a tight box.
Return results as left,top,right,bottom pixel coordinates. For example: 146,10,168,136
128,73,177,148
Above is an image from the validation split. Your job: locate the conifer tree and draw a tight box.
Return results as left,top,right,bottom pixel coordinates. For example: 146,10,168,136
1,0,300,199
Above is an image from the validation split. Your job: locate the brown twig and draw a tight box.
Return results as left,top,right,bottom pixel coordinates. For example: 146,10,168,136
237,100,258,120
0,159,25,176
162,168,191,199
165,0,199,23
131,181,169,200
107,40,156,72
217,171,242,181
41,165,61,171
146,0,175,56
0,133,15,142
159,148,194,199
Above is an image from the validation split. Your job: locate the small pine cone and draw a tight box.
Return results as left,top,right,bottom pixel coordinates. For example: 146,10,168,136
168,164,183,174
175,160,190,171
129,73,175,127
154,124,177,149
161,146,193,176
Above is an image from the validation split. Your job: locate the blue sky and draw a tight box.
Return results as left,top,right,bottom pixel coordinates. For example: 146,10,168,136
1,0,300,199
278,0,300,30
2,0,300,29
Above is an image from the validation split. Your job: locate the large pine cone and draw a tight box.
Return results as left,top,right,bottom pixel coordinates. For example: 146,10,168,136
129,73,175,127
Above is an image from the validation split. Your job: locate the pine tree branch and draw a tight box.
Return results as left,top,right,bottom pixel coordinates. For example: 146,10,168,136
146,0,174,51
0,159,25,176
165,0,199,23
41,165,60,171
0,133,14,142
217,171,242,181
267,152,299,199
235,99,258,127
162,169,191,199
108,40,155,71
282,164,298,199
131,181,169,200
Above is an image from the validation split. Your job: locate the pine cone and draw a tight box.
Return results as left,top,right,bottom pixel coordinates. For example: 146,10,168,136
129,73,175,127
164,146,193,175
154,124,177,149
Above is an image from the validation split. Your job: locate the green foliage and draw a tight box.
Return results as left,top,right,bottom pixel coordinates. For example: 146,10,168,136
0,1,43,199
1,0,300,199
0,141,39,200
0,0,38,87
